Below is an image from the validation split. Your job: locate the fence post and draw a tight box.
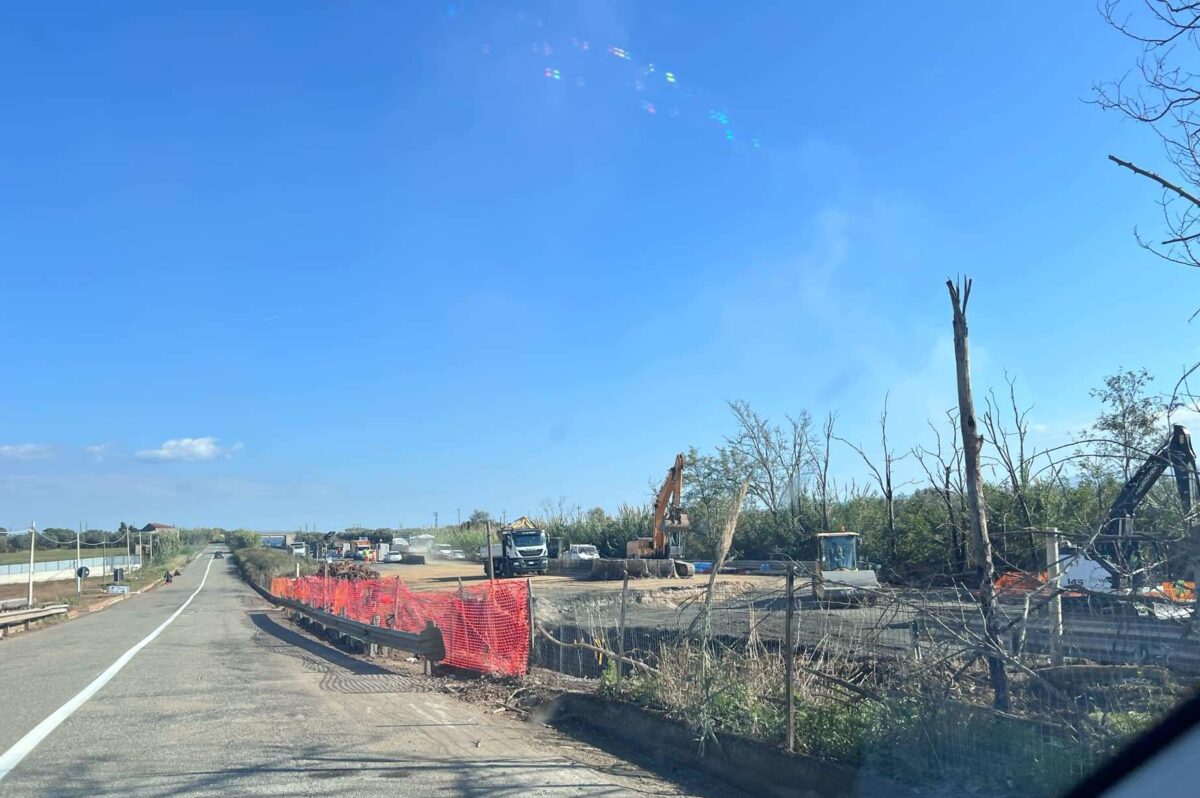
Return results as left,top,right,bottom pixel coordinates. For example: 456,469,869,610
526,578,535,674
785,564,796,753
370,615,380,657
486,521,494,581
616,569,629,692
1046,529,1064,666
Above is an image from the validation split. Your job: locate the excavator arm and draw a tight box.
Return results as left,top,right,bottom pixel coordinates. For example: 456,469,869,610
651,453,689,558
1098,424,1199,580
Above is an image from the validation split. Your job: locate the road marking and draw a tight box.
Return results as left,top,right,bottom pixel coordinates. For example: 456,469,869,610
0,555,217,782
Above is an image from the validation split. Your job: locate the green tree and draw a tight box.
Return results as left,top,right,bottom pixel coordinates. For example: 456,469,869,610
1086,367,1162,482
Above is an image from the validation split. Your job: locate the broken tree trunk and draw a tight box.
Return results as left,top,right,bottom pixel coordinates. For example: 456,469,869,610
947,278,1011,711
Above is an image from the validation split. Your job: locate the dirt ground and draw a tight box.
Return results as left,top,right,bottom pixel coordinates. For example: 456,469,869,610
374,558,788,596
0,550,198,609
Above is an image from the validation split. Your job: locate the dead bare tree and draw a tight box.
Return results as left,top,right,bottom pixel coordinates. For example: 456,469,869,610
725,399,814,532
913,410,968,575
838,394,905,563
815,412,838,531
1096,2,1200,273
947,277,1010,711
982,373,1043,569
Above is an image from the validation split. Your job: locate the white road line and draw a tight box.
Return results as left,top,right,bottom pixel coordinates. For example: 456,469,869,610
0,554,217,782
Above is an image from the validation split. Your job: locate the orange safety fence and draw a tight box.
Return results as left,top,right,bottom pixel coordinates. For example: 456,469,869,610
268,575,530,676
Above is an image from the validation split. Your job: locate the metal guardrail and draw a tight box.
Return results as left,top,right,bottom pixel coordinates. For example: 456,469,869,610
0,604,69,628
250,580,445,661
934,612,1200,674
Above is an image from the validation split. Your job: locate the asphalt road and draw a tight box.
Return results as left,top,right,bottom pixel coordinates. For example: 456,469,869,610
0,548,732,797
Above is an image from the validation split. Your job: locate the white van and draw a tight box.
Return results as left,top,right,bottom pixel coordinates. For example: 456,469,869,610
566,544,600,560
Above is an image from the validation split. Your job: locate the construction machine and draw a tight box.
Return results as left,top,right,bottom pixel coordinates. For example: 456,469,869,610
811,530,879,607
1033,424,1198,617
626,453,694,577
480,516,549,578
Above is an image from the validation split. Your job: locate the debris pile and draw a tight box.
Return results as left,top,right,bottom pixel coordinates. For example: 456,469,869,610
324,561,380,581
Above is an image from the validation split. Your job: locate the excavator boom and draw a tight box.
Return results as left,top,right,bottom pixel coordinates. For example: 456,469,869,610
1098,424,1199,581
651,453,689,558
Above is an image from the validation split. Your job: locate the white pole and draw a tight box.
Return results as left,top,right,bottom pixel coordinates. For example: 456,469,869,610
1046,528,1064,666
27,522,36,607
76,522,82,594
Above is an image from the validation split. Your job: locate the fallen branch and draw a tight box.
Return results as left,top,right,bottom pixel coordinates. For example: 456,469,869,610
535,621,660,675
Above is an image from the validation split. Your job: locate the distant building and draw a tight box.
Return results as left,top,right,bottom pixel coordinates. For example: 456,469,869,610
258,531,297,548
140,523,177,533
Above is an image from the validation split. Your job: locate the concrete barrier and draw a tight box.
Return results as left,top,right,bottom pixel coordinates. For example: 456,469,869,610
549,692,916,797
0,555,142,586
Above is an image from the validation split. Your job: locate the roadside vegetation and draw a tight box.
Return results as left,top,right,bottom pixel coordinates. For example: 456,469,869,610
225,531,316,586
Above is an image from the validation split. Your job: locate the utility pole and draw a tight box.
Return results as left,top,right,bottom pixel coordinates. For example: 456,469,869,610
433,512,438,530
457,508,461,526
125,526,131,580
76,522,82,595
27,522,36,607
139,528,144,569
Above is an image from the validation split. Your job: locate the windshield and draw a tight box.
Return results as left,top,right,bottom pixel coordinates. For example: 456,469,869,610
6,3,1198,796
820,536,857,571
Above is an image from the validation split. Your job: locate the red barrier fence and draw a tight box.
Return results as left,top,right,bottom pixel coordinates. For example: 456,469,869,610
269,575,530,676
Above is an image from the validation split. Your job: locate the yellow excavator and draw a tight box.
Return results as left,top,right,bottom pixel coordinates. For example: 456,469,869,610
627,453,694,577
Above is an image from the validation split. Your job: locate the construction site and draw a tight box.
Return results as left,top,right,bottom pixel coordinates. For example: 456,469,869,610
250,419,1200,798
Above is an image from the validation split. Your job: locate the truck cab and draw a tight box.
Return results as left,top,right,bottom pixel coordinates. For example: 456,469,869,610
480,521,549,578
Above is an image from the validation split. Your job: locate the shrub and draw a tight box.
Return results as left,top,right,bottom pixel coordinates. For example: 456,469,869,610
232,547,315,586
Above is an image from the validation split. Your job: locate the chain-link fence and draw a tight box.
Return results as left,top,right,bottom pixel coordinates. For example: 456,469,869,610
530,571,1197,797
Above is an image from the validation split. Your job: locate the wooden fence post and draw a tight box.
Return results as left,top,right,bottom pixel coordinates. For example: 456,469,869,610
616,569,629,692
526,578,535,674
486,521,494,581
785,564,796,753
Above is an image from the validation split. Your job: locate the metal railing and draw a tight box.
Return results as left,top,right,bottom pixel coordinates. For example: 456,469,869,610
0,554,142,577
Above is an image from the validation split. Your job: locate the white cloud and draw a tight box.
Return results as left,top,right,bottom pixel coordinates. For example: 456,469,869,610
135,437,243,463
85,442,112,462
0,443,55,461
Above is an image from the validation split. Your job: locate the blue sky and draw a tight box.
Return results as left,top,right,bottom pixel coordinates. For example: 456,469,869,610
2,2,1197,530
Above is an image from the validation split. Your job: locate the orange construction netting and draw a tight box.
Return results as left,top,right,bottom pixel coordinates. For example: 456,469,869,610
269,574,530,676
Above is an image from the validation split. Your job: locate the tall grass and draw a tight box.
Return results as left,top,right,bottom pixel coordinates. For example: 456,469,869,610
603,640,1117,797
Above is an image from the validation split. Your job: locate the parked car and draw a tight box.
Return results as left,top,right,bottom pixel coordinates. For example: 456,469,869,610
433,544,453,559
449,549,466,560
382,551,403,563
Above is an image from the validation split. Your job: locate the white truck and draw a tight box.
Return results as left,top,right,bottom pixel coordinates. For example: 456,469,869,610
479,519,549,578
289,543,307,557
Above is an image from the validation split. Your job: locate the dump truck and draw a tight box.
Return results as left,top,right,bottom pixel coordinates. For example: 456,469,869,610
812,531,878,607
480,516,549,578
